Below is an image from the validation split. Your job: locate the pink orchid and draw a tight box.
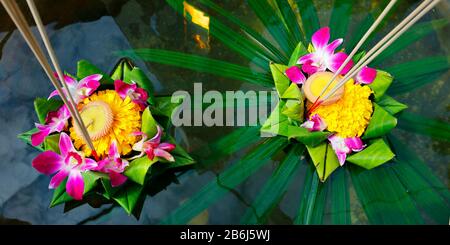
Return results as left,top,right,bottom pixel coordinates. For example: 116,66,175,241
285,66,306,84
114,80,148,110
31,105,70,146
355,66,377,85
49,74,102,103
95,141,129,187
32,132,97,200
298,27,353,75
301,114,327,131
328,135,366,166
130,126,176,162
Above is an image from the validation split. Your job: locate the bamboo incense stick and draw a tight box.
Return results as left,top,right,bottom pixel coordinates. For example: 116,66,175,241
0,0,97,155
24,0,96,153
320,0,440,103
313,0,398,105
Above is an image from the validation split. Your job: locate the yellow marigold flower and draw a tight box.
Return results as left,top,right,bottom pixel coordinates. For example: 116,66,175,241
70,90,142,157
312,82,373,138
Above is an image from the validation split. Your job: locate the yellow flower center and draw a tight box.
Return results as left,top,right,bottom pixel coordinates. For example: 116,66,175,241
312,82,373,138
70,90,142,157
303,71,345,105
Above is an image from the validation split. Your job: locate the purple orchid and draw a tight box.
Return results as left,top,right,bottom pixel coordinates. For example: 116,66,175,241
31,105,70,146
285,66,306,84
301,114,327,131
298,27,353,75
114,80,148,110
49,74,102,103
130,125,176,162
355,66,377,85
328,135,366,166
32,132,97,200
96,141,129,187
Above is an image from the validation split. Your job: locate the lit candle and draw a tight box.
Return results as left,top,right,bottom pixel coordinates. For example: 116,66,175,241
302,71,347,105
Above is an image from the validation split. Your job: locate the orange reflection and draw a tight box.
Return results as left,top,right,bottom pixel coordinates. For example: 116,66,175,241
183,1,210,50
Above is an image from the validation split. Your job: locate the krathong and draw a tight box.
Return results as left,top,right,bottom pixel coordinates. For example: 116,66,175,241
19,59,194,216
262,27,401,181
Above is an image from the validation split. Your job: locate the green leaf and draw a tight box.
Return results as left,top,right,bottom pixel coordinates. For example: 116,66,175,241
44,134,60,154
306,143,341,182
349,164,424,224
18,128,44,151
295,163,328,224
124,156,158,185
288,42,308,67
241,145,304,224
281,99,303,122
151,96,184,119
118,49,273,88
352,51,366,63
112,182,144,215
397,112,450,142
34,98,63,124
110,58,134,81
347,139,395,169
389,135,450,214
281,82,302,99
248,0,296,55
270,63,290,96
261,101,290,137
368,70,393,100
296,0,320,41
141,107,158,138
50,171,103,207
287,125,330,146
164,136,195,169
76,60,113,85
329,168,350,224
329,0,352,40
376,95,408,115
363,104,397,139
372,19,449,65
347,15,374,50
386,56,450,94
161,137,288,224
197,0,287,63
275,0,304,45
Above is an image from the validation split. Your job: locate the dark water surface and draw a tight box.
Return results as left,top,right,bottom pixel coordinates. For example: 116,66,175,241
0,0,448,224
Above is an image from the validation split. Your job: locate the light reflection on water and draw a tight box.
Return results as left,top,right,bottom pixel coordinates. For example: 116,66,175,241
0,0,448,224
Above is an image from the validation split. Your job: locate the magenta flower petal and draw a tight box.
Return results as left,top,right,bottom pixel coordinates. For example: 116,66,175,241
59,132,75,157
311,27,330,50
301,114,327,131
31,126,51,146
32,151,63,175
154,148,175,162
344,137,365,152
356,66,377,84
54,73,77,86
324,38,343,54
47,90,60,99
109,172,127,187
302,60,323,75
149,126,163,144
158,143,176,151
145,148,156,161
78,74,102,96
297,53,314,65
83,158,98,171
285,66,306,84
328,52,353,75
114,80,135,99
49,169,69,189
66,170,84,200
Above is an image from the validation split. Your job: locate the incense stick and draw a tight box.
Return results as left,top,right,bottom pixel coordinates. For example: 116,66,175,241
313,0,398,105
320,0,440,103
24,0,95,152
0,0,96,153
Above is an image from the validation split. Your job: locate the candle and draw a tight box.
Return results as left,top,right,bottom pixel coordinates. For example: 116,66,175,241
302,71,347,105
